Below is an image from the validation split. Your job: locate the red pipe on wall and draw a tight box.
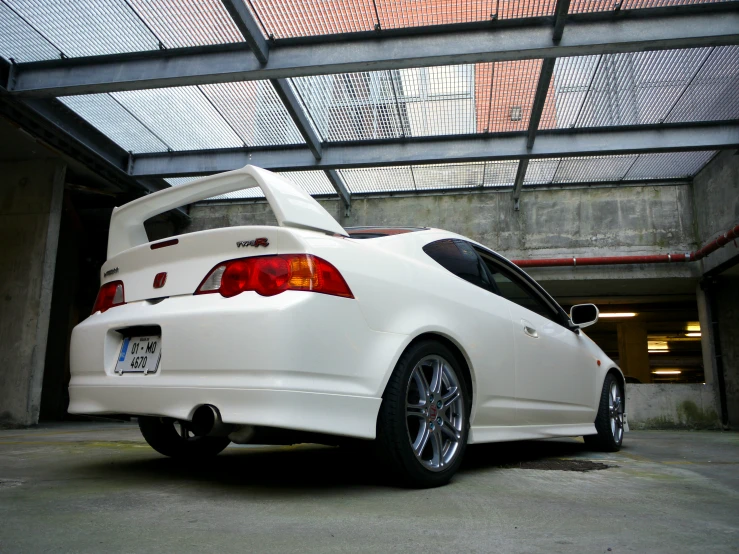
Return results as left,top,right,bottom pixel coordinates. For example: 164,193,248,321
512,223,739,268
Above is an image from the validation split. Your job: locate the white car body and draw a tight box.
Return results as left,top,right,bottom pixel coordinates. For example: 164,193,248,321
69,165,625,444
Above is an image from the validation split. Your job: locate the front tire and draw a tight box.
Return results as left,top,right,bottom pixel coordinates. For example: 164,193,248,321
584,373,624,452
138,416,231,459
376,340,470,488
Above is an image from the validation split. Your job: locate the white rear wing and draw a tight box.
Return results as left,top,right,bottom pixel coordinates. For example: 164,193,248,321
108,165,348,258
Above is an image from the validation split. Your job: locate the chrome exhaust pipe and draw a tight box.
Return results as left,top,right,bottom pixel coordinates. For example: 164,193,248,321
190,405,232,437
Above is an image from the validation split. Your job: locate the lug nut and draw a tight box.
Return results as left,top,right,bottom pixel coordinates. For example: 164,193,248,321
437,400,443,409
436,417,442,424
429,422,435,430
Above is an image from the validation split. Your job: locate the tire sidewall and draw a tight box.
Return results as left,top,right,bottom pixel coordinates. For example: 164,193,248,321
378,340,471,487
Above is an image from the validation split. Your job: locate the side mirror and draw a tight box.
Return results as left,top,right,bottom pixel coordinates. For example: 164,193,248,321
570,304,599,328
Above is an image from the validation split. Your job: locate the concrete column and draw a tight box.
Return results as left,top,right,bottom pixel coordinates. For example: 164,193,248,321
0,160,65,427
714,276,739,427
696,284,717,386
617,321,651,384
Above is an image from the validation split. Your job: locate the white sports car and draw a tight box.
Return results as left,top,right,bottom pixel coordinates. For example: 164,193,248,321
69,165,626,487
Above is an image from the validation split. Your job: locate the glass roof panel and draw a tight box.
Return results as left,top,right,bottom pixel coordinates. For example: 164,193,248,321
483,160,521,187
544,47,739,129
478,60,543,133
111,87,244,151
0,2,61,62
3,0,158,59
200,81,305,146
59,94,169,153
247,0,377,39
339,167,416,193
524,159,561,185
412,163,485,190
278,171,337,195
127,0,244,48
623,151,717,180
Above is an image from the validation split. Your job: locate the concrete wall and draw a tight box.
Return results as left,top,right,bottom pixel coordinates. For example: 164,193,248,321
692,151,739,274
0,160,65,427
626,383,721,429
189,183,697,261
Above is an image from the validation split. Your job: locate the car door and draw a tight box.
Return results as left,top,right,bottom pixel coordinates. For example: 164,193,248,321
422,239,517,428
472,247,597,426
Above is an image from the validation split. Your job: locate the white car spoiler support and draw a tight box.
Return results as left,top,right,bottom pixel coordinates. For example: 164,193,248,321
107,165,348,258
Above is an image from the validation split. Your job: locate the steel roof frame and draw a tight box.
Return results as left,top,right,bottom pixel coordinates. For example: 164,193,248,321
0,1,737,204
129,122,739,176
5,4,739,97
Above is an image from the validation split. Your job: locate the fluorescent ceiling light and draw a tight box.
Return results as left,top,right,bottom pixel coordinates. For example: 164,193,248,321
686,322,701,332
685,332,702,337
652,370,681,375
648,341,668,351
648,350,670,353
598,312,637,318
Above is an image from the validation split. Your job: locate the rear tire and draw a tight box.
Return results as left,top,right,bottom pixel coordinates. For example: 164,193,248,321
584,373,624,452
138,416,230,459
376,340,470,488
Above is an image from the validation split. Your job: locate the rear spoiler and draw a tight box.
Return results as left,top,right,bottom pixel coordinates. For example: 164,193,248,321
107,165,348,258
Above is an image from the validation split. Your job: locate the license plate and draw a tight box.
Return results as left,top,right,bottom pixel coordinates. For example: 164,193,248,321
115,336,161,374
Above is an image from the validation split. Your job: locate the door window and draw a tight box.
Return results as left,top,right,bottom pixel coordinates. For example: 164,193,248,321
475,250,561,323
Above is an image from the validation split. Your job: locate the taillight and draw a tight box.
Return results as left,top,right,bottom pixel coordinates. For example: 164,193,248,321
92,280,125,314
195,255,353,299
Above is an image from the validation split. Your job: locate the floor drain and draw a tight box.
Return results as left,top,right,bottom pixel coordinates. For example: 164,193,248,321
509,460,610,472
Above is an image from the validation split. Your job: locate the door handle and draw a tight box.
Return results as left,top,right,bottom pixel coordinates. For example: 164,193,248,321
522,320,538,338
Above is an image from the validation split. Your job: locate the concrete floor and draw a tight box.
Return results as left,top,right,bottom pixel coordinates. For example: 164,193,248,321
0,423,737,553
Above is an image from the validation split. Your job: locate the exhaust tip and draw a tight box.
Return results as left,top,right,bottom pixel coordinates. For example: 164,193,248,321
190,405,218,437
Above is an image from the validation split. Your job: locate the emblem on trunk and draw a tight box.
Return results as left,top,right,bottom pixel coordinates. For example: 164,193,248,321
237,238,269,248
153,272,167,289
103,267,119,278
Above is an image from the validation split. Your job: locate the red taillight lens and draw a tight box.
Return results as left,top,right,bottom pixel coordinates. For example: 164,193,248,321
196,255,353,299
92,280,125,314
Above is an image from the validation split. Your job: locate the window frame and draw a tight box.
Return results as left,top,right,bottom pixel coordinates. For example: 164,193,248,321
469,243,575,331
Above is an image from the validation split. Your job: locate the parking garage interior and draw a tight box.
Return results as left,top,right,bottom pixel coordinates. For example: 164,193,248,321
1,0,738,551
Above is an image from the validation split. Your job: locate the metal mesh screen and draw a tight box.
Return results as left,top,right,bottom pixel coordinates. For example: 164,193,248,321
200,82,305,146
622,151,716,180
524,151,717,184
246,0,378,39
110,87,244,151
292,62,543,141
544,47,739,129
2,0,158,58
339,166,416,193
0,2,61,62
126,0,244,48
571,0,734,13
59,94,169,153
412,163,485,189
278,171,338,195
483,160,520,186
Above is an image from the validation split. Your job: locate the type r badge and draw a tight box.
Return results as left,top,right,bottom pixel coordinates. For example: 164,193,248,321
237,238,269,248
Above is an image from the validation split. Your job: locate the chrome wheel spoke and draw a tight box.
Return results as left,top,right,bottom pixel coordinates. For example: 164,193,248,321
406,401,426,419
429,359,443,395
442,386,460,409
440,417,461,442
411,366,431,398
413,422,431,456
430,430,443,467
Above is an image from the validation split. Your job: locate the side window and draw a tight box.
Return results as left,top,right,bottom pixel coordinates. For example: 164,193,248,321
423,239,495,292
476,251,560,323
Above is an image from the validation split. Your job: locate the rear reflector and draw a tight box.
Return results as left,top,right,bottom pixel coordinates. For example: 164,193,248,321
195,255,353,299
92,280,125,314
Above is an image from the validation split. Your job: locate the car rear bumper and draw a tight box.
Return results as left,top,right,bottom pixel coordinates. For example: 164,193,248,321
69,386,381,439
69,291,407,439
